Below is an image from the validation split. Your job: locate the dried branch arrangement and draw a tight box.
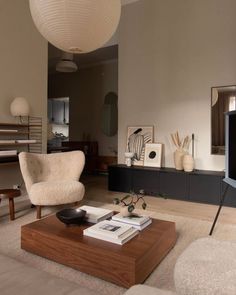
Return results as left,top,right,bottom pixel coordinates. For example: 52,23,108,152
171,131,191,151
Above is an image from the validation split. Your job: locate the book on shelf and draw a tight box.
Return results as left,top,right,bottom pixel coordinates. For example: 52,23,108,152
78,205,113,223
16,140,37,144
112,213,151,226
0,140,16,144
0,150,17,156
83,220,139,245
0,129,18,133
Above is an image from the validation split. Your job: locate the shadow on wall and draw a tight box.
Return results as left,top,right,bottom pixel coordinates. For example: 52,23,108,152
101,92,118,137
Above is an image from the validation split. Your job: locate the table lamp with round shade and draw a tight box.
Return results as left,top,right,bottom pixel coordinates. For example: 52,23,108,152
10,97,30,123
29,0,121,54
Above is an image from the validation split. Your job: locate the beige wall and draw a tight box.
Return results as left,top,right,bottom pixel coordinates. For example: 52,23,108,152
119,0,236,171
48,60,118,156
0,0,47,188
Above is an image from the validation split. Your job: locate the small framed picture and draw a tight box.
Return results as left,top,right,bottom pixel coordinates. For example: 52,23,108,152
126,126,154,166
144,143,162,167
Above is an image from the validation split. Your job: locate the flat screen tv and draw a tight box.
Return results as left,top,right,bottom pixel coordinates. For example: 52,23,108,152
224,110,236,188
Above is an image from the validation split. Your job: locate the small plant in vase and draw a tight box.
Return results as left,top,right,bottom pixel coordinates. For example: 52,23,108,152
113,189,147,217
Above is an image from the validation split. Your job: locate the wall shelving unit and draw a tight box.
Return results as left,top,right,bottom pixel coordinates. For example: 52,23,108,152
0,117,42,164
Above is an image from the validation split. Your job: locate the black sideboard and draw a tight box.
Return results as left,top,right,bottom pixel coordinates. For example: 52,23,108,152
108,164,236,207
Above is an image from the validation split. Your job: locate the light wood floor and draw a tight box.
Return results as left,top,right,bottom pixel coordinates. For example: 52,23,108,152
82,175,236,225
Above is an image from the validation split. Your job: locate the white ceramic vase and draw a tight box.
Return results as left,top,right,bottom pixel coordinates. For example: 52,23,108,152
125,152,135,167
174,149,186,170
183,154,194,172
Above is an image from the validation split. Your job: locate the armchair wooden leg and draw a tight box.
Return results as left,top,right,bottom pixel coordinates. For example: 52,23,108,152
36,205,42,219
9,198,15,221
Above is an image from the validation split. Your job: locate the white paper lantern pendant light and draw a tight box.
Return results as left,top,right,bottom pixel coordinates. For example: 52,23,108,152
29,0,121,54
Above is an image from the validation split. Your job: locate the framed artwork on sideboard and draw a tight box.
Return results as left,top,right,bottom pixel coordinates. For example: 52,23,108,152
144,143,162,168
126,126,154,166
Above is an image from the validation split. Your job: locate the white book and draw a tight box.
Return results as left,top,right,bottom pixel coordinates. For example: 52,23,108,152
78,205,113,223
112,213,150,226
84,227,139,245
16,140,37,143
0,150,17,155
85,220,134,239
131,218,152,231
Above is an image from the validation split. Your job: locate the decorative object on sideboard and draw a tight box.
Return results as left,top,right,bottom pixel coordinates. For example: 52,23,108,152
124,152,135,167
113,189,147,217
171,131,190,170
182,154,194,172
29,0,121,53
182,133,195,172
144,143,162,168
127,126,154,166
10,97,30,124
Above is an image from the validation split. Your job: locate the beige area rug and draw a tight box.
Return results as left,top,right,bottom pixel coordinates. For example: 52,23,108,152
1,198,236,295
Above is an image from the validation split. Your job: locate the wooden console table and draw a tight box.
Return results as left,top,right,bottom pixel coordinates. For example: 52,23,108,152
108,165,236,207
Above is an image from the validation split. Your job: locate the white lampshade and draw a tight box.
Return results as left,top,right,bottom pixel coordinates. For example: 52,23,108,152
10,97,30,117
56,52,78,72
29,0,121,54
56,60,78,72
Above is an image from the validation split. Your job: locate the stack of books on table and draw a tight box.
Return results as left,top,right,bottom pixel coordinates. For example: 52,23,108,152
112,213,152,231
83,220,139,245
78,205,113,223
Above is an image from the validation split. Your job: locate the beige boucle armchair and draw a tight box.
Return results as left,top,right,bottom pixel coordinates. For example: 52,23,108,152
19,151,85,219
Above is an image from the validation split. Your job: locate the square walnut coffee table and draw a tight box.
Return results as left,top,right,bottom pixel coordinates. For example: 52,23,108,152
21,214,176,288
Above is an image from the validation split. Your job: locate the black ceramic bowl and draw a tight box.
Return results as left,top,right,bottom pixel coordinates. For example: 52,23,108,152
56,208,86,225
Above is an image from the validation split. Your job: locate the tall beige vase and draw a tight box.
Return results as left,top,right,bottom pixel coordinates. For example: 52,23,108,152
174,149,185,170
183,154,194,172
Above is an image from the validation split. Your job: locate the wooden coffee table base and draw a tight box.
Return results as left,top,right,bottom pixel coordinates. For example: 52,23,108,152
21,215,176,288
